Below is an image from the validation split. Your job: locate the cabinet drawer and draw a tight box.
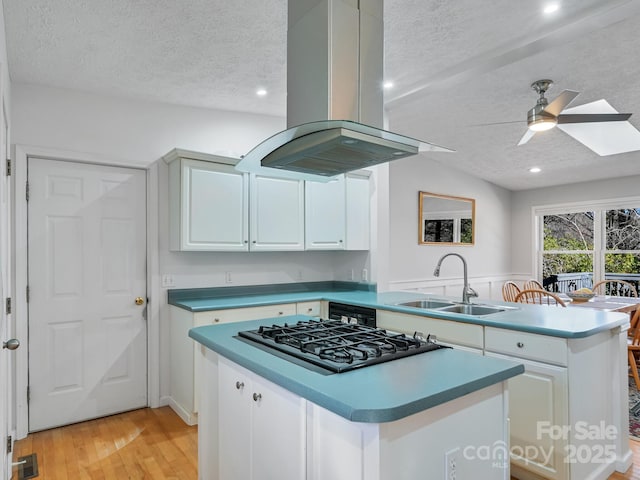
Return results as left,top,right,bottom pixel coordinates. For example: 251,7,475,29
194,303,297,326
376,310,484,349
296,301,321,317
484,327,568,366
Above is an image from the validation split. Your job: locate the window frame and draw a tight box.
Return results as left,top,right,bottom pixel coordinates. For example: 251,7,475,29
533,196,640,284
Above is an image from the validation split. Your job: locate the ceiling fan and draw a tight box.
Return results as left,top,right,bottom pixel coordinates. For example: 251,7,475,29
518,79,632,146
493,79,640,156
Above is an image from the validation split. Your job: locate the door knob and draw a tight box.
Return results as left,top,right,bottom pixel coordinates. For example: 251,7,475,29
135,297,145,306
3,339,20,350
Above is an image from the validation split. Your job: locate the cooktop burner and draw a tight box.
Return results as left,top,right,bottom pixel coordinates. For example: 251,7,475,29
237,319,448,373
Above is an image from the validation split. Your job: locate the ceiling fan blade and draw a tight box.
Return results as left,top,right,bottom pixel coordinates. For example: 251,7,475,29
557,113,632,124
543,90,580,116
517,129,536,146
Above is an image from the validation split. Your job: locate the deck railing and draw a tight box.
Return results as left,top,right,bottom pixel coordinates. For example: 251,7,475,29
543,272,640,294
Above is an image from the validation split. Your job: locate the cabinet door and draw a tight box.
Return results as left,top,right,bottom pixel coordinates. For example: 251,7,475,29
218,359,253,480
345,172,370,250
486,352,569,480
250,174,305,251
305,175,346,250
252,374,306,480
180,159,249,251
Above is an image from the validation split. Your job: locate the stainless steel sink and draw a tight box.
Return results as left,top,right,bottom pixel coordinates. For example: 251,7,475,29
398,300,456,309
438,304,506,316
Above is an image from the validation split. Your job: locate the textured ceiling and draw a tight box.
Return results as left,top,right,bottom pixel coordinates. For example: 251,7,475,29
5,0,640,190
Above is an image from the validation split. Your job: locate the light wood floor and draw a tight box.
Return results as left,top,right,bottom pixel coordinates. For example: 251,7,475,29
11,407,197,479
10,406,640,479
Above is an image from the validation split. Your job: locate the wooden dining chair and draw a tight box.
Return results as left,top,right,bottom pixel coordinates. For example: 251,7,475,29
628,308,640,389
593,280,638,297
502,281,521,302
523,279,544,290
514,289,567,307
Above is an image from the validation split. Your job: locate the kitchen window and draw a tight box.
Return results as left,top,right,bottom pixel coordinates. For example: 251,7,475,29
534,199,640,293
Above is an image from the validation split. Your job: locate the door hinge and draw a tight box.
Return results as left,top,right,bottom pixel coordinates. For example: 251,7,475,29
25,180,29,201
5,297,10,315
26,285,30,303
6,435,11,454
6,158,10,176
27,386,30,404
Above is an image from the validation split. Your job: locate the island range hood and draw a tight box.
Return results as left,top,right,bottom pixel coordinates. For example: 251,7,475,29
235,0,453,181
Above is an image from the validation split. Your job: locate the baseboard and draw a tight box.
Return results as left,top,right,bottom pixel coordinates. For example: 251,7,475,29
616,447,633,473
167,396,198,426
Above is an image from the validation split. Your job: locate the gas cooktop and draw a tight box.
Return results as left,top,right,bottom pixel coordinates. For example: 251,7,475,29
237,319,448,373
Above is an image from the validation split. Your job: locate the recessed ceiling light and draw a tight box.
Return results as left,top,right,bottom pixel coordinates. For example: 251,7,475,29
383,81,394,90
256,89,267,97
543,3,559,14
529,167,542,173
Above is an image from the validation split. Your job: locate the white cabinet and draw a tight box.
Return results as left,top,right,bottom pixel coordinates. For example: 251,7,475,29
305,175,346,250
218,357,306,480
169,303,303,425
484,327,569,480
250,174,305,251
305,172,371,251
165,150,249,251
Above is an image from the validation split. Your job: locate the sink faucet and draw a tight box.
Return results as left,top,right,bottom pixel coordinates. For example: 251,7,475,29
433,253,478,304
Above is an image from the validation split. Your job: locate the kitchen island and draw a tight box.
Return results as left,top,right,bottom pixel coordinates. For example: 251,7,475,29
172,282,632,480
190,316,524,480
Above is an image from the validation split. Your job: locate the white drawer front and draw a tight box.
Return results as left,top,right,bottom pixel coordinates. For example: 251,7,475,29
484,327,568,366
194,303,297,326
296,301,321,317
376,311,484,349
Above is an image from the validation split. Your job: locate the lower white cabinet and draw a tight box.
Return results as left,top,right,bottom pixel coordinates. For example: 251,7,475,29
218,357,306,480
169,302,320,425
171,304,298,424
486,352,569,480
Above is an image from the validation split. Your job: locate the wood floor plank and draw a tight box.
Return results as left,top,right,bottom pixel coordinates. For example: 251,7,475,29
12,407,197,480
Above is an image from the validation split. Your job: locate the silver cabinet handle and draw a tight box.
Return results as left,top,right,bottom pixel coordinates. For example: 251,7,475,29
253,392,262,402
235,381,244,390
517,342,524,348
2,339,19,350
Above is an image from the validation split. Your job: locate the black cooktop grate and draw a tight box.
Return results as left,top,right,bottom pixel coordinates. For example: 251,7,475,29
238,319,448,373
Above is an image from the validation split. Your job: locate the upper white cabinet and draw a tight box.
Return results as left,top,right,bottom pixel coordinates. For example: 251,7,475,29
345,172,371,250
165,149,370,252
165,149,249,251
305,175,346,250
305,171,371,250
250,174,305,251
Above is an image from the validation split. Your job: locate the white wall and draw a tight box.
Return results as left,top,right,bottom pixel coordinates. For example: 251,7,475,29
510,174,640,277
386,156,512,299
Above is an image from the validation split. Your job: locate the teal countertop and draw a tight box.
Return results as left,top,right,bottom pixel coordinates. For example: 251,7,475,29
188,315,525,423
170,283,630,339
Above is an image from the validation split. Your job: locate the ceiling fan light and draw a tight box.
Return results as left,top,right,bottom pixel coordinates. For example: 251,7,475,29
529,118,557,132
527,105,558,131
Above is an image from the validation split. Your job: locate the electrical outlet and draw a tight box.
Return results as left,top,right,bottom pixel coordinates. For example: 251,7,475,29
225,271,232,284
161,274,175,287
361,268,368,282
445,447,459,480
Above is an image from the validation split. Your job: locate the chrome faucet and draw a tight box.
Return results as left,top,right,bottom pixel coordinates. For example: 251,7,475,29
433,253,478,304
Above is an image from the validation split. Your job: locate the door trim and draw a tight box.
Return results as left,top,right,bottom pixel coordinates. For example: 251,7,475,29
14,144,160,438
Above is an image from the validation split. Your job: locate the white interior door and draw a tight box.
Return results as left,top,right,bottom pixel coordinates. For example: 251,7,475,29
27,158,147,432
0,101,12,479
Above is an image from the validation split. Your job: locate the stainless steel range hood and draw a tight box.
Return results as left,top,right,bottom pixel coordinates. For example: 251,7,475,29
235,0,453,181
